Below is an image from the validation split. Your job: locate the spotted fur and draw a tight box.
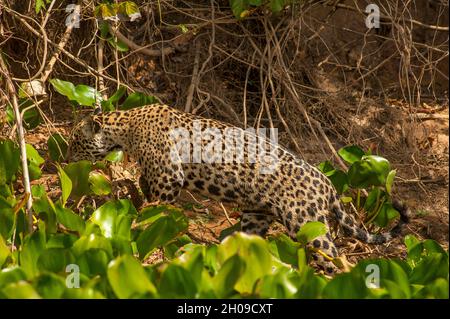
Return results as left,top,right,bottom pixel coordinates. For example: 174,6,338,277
67,104,410,273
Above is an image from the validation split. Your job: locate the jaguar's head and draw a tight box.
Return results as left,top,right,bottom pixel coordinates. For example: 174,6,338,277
66,114,121,162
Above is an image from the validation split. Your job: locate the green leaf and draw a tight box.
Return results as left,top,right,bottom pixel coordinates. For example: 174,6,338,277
0,236,10,267
95,3,116,19
136,209,188,260
33,273,66,299
120,92,158,110
0,267,27,288
268,234,299,267
386,169,396,195
77,249,110,277
338,145,366,164
2,281,41,298
270,0,285,12
0,139,20,184
26,144,44,166
217,232,274,294
107,38,129,52
373,202,399,228
230,0,248,19
296,221,327,245
107,255,157,298
89,171,112,195
19,228,46,278
50,79,102,107
218,221,241,241
348,155,391,188
74,85,103,107
57,165,72,206
159,264,197,298
47,133,68,162
212,254,245,297
364,188,382,213
328,170,349,194
36,248,76,273
54,203,85,233
63,161,92,198
0,197,14,239
317,161,336,175
6,100,41,129
26,143,44,181
28,162,42,181
101,86,127,111
72,234,113,259
91,199,136,240
257,268,298,298
35,0,45,13
117,1,141,19
104,150,124,163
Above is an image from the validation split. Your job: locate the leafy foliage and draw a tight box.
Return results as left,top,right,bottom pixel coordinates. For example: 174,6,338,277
318,145,401,227
0,136,447,299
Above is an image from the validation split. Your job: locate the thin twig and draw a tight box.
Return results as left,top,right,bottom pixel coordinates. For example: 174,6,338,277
0,54,33,233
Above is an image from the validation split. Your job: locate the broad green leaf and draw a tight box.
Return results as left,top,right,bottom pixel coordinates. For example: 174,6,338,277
32,185,57,234
0,139,20,184
89,171,112,195
268,234,299,267
107,255,157,298
338,145,365,164
36,248,76,273
373,202,399,228
57,164,72,206
104,150,124,163
348,155,391,188
117,1,142,21
33,273,66,299
73,85,103,107
72,234,113,258
159,264,197,298
257,268,298,298
136,210,188,260
270,0,285,12
0,197,15,239
328,169,349,194
317,161,336,176
63,161,92,198
217,232,274,294
26,144,44,166
6,100,41,129
101,86,127,111
386,169,396,195
0,236,10,267
54,203,85,233
50,79,102,107
19,229,46,278
94,3,116,19
296,221,327,245
28,162,42,181
91,199,136,240
0,267,27,288
120,92,158,110
230,0,247,18
212,254,245,297
218,221,241,241
107,38,129,52
47,133,68,162
77,249,110,277
2,281,41,299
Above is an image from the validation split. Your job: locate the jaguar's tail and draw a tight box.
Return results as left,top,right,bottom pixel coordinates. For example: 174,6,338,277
331,196,410,244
